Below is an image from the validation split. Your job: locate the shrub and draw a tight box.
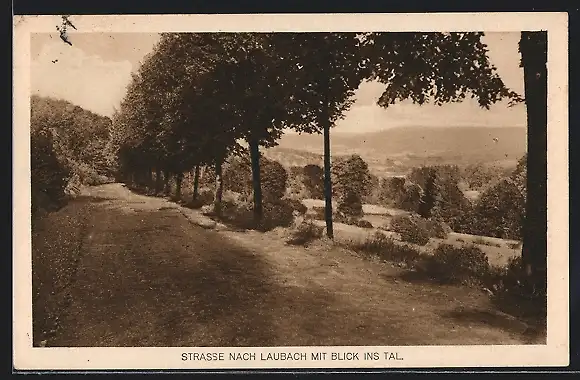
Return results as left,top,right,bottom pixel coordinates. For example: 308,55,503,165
286,220,324,246
186,189,214,209
353,231,422,264
356,219,374,229
309,207,326,221
72,161,111,186
483,256,547,323
426,218,452,239
222,155,288,201
390,215,431,246
495,256,528,293
284,198,308,216
219,198,297,232
31,129,71,215
337,191,363,218
302,164,324,199
260,199,296,231
332,155,372,211
424,243,490,286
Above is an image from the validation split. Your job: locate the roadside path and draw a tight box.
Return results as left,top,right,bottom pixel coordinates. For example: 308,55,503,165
32,184,538,347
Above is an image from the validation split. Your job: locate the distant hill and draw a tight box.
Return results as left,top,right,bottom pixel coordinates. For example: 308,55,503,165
264,126,527,177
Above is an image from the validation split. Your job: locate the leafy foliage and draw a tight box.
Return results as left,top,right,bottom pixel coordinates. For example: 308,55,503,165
472,177,526,240
302,164,325,199
333,154,372,217
450,155,526,240
286,220,324,246
424,243,491,286
110,32,525,242
364,32,522,109
223,155,288,201
31,95,113,214
31,128,70,215
351,231,422,265
389,215,431,246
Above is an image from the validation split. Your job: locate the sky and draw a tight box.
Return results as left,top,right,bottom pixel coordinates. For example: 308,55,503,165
30,32,527,132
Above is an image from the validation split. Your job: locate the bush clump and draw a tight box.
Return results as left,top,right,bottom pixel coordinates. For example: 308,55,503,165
260,199,295,231
337,191,364,218
390,215,431,246
286,220,324,246
424,243,490,286
284,198,308,216
356,219,374,229
426,218,452,239
218,198,297,232
185,189,214,209
353,231,422,265
31,129,71,215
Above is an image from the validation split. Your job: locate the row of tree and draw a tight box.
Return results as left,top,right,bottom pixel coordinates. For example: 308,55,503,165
110,31,546,287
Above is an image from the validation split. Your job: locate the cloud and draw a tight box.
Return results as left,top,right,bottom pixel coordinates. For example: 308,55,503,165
31,40,133,117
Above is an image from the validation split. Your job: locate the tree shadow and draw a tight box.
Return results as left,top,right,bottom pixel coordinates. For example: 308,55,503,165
443,307,545,344
490,291,547,331
44,203,339,347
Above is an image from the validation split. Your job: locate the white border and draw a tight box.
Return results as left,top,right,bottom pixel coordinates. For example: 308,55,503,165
13,13,569,370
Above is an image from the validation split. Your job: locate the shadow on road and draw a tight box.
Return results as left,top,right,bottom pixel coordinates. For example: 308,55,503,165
39,188,338,347
444,308,545,344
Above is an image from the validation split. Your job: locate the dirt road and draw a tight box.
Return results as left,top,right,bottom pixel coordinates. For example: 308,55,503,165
31,183,541,347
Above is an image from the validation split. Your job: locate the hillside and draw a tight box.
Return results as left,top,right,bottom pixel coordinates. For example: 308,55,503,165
265,126,527,176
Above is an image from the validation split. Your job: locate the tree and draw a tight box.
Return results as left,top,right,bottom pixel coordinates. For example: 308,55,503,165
400,181,424,213
269,33,369,238
409,165,468,221
363,173,381,205
260,158,288,201
418,168,439,218
275,32,521,239
333,154,372,217
365,33,521,109
224,154,288,203
519,32,547,288
474,178,526,239
302,164,324,199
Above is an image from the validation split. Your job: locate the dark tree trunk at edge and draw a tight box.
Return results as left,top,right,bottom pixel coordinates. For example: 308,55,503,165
155,167,162,194
214,158,224,216
520,31,548,292
146,167,153,190
175,172,184,200
163,170,171,195
323,119,334,239
249,137,263,228
193,165,200,200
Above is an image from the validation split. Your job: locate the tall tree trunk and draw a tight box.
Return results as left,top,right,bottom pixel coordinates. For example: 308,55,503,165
175,172,184,200
249,136,263,228
155,167,162,194
520,31,548,292
146,167,153,190
214,158,224,216
137,170,145,188
322,116,334,239
193,165,200,200
163,170,171,195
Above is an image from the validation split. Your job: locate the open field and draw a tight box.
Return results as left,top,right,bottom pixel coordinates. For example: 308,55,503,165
300,199,521,268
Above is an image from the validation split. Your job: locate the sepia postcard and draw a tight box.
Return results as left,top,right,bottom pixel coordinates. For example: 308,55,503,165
13,13,569,371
